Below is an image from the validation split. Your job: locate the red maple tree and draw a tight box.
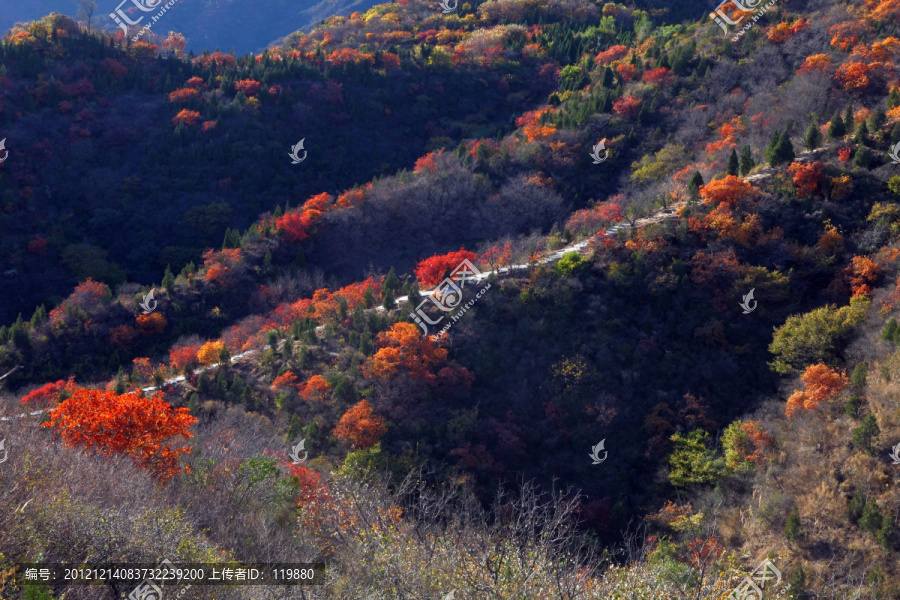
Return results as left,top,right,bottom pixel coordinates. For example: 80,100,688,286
275,210,316,243
613,95,641,117
234,79,261,96
21,376,77,407
44,388,198,480
415,248,478,287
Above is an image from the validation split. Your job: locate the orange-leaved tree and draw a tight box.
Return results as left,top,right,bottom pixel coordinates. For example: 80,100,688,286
834,62,872,93
136,312,167,336
43,388,197,480
365,322,444,383
699,175,755,207
168,88,199,103
333,399,387,449
363,322,474,388
844,255,879,297
723,420,775,469
787,161,825,198
300,375,330,402
594,44,628,66
202,248,243,285
797,53,831,74
234,79,261,96
415,248,478,287
515,108,556,142
785,363,848,417
271,370,300,391
170,344,201,371
172,109,201,127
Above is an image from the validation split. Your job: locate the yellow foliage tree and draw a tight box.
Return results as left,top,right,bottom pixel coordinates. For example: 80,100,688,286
197,340,225,365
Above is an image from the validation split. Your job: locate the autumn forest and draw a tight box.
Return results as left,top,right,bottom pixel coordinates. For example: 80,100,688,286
2,0,900,597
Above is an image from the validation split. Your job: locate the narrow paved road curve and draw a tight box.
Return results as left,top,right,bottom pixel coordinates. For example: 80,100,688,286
1,200,684,417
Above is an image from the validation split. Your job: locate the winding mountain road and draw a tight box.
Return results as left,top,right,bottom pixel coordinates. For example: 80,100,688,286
1,201,683,418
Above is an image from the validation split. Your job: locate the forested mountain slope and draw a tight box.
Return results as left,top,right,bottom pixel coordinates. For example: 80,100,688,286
2,0,900,597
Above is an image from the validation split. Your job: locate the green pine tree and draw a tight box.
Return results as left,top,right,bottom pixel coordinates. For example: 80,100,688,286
828,113,846,140
771,131,795,166
739,145,755,175
408,283,422,307
9,315,30,350
850,361,868,389
889,87,900,109
804,122,822,151
161,265,175,290
859,498,884,535
844,101,854,134
764,129,781,164
852,414,880,454
384,267,400,292
600,92,612,113
362,286,376,309
688,171,704,200
726,148,739,176
602,66,614,87
852,145,872,168
215,373,228,400
638,102,651,125
869,106,886,132
878,516,897,551
266,329,279,350
382,288,396,310
30,305,47,327
853,119,869,144
785,506,803,542
787,566,807,600
287,415,302,441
